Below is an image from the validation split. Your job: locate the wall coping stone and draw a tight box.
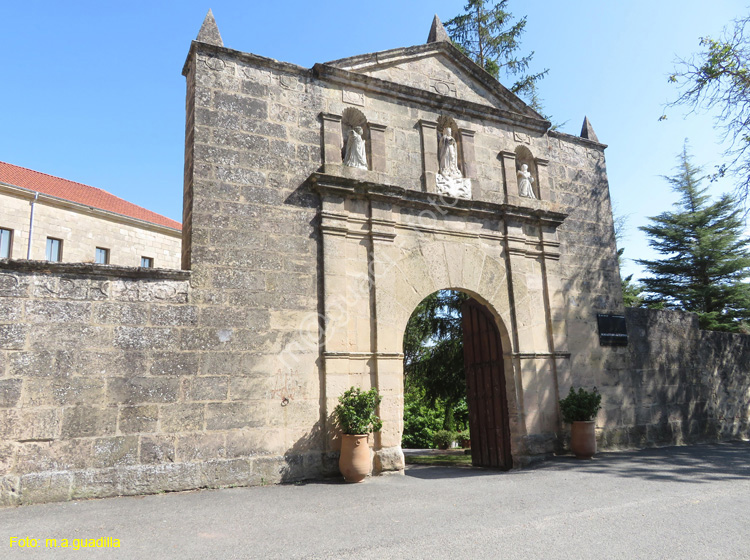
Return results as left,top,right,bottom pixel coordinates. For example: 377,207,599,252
0,259,190,280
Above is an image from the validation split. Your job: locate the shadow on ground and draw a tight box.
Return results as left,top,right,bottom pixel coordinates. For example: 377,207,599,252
402,442,750,484
531,441,750,484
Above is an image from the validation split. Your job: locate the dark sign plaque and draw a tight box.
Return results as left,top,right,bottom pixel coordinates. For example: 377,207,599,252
596,314,628,346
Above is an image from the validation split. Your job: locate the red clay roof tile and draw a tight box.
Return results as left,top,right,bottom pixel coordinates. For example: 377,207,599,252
0,161,182,231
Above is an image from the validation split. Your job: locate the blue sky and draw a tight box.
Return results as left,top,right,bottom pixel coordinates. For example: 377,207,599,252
1,1,746,280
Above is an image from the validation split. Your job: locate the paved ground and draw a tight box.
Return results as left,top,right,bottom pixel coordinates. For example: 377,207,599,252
2,442,749,559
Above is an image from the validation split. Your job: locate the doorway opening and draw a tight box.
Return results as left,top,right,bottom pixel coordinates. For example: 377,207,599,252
402,290,512,470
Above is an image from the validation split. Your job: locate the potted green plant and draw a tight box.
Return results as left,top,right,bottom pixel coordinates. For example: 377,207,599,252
333,387,382,482
559,387,602,459
457,429,471,449
432,429,456,450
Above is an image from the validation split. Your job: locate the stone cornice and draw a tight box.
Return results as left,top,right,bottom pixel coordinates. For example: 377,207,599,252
183,41,311,79
0,259,190,280
308,172,567,228
313,63,549,134
549,129,608,151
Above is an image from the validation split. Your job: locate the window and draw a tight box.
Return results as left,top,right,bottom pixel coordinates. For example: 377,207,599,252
140,256,154,268
95,247,110,264
45,238,62,262
0,228,12,259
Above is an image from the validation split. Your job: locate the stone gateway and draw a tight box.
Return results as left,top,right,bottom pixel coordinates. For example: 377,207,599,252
0,13,748,506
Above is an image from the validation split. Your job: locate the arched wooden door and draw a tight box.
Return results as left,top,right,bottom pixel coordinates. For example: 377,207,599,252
461,298,512,470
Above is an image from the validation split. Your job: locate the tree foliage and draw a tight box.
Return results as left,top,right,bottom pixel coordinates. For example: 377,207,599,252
403,290,469,433
637,147,750,332
613,207,645,307
445,0,548,108
667,14,750,207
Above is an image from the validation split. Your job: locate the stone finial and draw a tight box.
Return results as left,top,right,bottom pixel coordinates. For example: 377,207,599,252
580,116,599,143
427,14,451,43
196,9,223,47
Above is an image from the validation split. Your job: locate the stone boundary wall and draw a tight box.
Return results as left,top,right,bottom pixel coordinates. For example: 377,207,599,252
596,307,750,450
0,261,319,507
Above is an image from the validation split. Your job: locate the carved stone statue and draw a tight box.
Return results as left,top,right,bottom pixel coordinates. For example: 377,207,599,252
436,127,471,199
438,128,461,178
343,126,368,170
517,163,536,199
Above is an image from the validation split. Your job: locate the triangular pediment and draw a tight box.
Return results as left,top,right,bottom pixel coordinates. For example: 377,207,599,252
325,42,543,121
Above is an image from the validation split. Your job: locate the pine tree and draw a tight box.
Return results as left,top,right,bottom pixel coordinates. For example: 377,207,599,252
403,290,469,430
445,0,548,107
637,147,750,332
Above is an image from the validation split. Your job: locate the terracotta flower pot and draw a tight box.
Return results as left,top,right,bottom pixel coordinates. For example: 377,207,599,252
570,421,596,459
339,434,371,482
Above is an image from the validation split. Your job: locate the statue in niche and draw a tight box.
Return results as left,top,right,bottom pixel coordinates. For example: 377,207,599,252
343,126,368,170
436,126,471,199
517,163,536,199
439,127,461,178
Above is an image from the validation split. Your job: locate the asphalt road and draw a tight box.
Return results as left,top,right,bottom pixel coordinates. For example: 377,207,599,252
2,442,749,559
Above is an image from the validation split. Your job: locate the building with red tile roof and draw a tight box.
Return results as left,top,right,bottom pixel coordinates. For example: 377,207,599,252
0,161,182,268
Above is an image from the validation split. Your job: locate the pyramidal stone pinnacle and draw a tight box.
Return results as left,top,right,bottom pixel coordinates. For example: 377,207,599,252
196,9,223,47
580,116,599,143
427,14,450,43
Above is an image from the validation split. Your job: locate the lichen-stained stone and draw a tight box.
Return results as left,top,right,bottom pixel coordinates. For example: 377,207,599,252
19,472,72,505
114,326,180,351
0,379,22,407
161,404,206,433
176,432,226,462
150,353,199,377
0,324,27,350
20,378,105,407
184,377,229,402
0,442,16,474
0,476,20,506
206,402,267,431
140,435,176,464
92,436,139,469
118,405,159,434
61,406,116,439
24,301,92,323
106,378,180,405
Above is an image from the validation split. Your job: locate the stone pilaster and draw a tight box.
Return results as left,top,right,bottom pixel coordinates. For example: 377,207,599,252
499,150,517,201
418,119,438,193
535,158,550,201
458,128,477,179
368,123,387,173
321,113,343,171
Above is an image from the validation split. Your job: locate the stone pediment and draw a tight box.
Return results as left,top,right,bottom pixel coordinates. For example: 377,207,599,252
325,42,543,121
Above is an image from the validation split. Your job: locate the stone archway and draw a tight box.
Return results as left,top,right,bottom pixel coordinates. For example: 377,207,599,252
312,172,568,473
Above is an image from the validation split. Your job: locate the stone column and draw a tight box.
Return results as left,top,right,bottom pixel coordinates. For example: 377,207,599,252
321,113,342,171
418,119,438,194
499,150,517,202
535,158,550,201
369,123,387,173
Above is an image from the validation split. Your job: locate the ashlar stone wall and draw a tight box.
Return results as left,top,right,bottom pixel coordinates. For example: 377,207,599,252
596,308,750,448
0,261,280,506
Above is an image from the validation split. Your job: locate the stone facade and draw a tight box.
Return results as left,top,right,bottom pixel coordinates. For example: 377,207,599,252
0,14,747,506
0,177,181,269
